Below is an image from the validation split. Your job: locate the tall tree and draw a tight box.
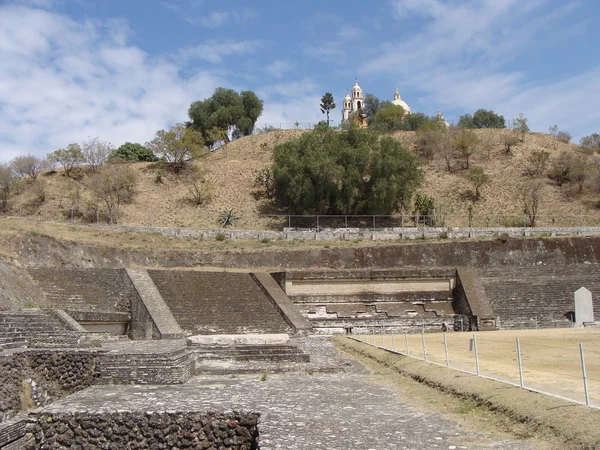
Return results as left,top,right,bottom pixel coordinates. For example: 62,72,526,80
458,109,505,128
146,124,205,174
272,127,421,215
188,88,263,146
112,142,157,162
580,133,600,151
81,137,113,172
320,92,336,125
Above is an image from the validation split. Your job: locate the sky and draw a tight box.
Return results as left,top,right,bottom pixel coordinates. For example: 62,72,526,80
1,0,599,162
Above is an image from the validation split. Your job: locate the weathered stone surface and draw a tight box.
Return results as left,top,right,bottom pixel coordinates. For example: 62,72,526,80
187,334,289,346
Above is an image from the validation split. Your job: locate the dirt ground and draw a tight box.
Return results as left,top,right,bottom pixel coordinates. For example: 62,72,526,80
356,327,600,406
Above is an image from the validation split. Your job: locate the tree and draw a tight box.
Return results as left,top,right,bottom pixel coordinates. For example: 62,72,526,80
146,124,205,174
458,109,505,129
368,104,406,132
81,137,113,172
0,164,17,202
88,165,137,224
112,142,157,162
472,109,505,128
402,113,434,131
188,88,264,146
580,133,600,151
568,153,591,195
10,154,46,181
503,133,519,155
453,130,481,169
272,127,421,215
526,150,550,178
415,123,447,166
467,166,490,200
47,144,84,177
549,151,572,187
364,93,380,118
519,180,543,227
457,113,475,129
512,113,529,142
549,125,558,150
320,92,336,125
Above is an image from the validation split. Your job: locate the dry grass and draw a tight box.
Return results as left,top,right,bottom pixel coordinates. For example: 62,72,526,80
7,129,600,230
335,336,600,449
367,328,600,406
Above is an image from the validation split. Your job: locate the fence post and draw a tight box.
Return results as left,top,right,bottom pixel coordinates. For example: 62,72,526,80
421,327,427,361
372,216,376,231
580,343,590,406
288,215,291,229
444,332,449,367
372,326,375,345
516,337,524,388
316,215,319,231
473,334,480,376
380,326,384,348
344,215,348,228
405,331,409,355
391,329,396,352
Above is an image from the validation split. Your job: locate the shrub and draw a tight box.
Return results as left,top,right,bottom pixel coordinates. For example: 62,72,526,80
526,150,550,177
253,167,275,199
557,131,572,144
548,151,571,187
503,133,519,155
187,166,211,206
215,233,227,241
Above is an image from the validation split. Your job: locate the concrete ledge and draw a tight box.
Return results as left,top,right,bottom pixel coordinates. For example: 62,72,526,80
251,272,313,334
125,269,184,340
187,334,289,346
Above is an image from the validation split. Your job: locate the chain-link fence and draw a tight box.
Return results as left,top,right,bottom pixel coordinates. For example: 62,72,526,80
1,202,600,230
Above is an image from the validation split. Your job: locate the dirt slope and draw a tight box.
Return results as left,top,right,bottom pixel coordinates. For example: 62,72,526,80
9,129,600,230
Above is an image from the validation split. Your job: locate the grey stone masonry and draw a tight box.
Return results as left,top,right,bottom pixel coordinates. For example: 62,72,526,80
455,267,496,330
251,272,313,334
125,269,184,340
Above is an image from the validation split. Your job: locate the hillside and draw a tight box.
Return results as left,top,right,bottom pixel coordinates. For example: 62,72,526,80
6,129,600,230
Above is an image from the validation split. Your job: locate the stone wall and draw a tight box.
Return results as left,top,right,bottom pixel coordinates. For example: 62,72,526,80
27,268,134,313
23,410,259,449
479,264,600,329
18,233,600,270
0,350,101,423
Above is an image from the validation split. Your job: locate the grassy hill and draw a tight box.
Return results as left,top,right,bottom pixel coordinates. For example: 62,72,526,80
7,128,600,230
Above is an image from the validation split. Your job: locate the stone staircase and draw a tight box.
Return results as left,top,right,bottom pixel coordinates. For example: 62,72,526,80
0,310,83,350
148,270,292,335
479,264,600,329
27,268,133,313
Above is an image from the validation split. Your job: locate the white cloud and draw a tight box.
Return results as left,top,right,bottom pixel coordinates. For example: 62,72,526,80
360,0,596,138
199,11,229,28
265,60,295,78
177,39,263,64
0,4,224,161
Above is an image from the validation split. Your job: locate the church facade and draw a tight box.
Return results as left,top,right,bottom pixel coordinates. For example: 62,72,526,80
341,80,412,127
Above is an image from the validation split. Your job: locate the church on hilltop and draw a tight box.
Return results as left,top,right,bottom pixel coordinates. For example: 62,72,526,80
341,80,412,128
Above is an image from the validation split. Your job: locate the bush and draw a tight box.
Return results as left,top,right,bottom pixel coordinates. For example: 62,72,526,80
458,109,505,129
253,167,275,199
526,150,550,177
467,166,490,200
112,142,158,162
215,233,227,241
557,131,572,144
503,133,519,154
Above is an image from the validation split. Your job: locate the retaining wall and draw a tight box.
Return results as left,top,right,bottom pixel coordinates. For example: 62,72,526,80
23,411,259,449
0,350,102,423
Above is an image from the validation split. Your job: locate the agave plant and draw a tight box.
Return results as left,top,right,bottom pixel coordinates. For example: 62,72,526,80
218,208,238,228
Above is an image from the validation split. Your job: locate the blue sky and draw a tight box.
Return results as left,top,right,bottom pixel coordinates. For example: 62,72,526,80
1,0,599,161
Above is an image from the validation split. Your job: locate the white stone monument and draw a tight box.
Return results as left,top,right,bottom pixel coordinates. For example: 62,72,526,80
574,287,594,326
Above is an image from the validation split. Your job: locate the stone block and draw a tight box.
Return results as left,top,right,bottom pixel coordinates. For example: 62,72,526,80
187,333,289,346
575,287,594,326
